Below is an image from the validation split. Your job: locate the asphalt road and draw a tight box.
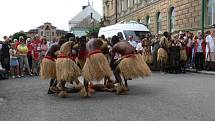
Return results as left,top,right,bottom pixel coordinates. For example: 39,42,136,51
0,72,215,121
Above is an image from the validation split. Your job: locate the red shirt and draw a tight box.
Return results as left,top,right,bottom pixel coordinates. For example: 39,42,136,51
27,44,33,56
32,39,41,46
32,49,40,61
15,41,20,49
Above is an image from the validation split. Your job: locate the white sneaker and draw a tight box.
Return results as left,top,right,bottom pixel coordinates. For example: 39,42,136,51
12,76,15,79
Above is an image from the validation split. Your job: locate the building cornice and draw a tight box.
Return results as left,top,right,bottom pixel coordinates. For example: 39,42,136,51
109,0,163,23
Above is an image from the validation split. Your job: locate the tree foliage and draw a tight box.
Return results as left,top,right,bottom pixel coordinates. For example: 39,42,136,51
86,21,102,38
12,31,27,42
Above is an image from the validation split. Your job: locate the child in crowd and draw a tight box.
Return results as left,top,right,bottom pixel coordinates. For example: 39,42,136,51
9,43,20,78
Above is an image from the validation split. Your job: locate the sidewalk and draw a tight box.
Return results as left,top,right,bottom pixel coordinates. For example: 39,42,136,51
186,68,215,75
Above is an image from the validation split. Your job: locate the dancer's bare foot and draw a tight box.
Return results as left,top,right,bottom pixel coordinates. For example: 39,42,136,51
58,91,69,98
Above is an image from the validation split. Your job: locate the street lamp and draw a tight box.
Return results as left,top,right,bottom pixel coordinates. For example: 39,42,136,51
115,0,118,23
201,0,205,36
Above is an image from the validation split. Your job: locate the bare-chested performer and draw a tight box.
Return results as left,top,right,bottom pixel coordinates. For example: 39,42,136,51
81,38,113,97
40,44,60,94
157,32,171,73
178,31,187,73
56,41,81,98
110,35,151,94
77,36,88,70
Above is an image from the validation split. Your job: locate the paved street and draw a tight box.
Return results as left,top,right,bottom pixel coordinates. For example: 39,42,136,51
0,72,215,121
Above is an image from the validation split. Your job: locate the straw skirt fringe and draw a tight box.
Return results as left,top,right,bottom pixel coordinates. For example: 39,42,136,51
157,48,168,64
77,59,86,69
180,49,187,61
40,58,56,80
82,53,112,82
56,58,81,82
117,54,151,80
142,53,152,65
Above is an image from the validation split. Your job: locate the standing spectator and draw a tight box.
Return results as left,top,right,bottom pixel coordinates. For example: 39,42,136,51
136,40,144,54
32,35,41,46
9,43,20,78
47,38,58,48
1,36,11,72
32,44,40,75
17,36,32,76
194,34,206,71
14,39,20,48
0,41,3,67
39,38,48,67
205,24,215,71
128,35,137,48
26,38,33,72
151,34,160,70
185,32,193,68
40,38,48,57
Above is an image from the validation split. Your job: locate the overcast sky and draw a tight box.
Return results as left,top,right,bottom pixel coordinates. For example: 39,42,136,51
0,0,102,39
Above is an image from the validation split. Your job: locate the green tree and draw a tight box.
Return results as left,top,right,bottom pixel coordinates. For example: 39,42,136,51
12,31,28,42
86,21,102,38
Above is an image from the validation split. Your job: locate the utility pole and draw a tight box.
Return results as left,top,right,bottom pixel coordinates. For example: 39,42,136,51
201,0,205,36
115,0,118,23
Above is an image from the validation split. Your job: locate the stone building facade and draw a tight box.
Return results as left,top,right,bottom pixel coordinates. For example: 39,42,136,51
103,0,215,34
27,22,67,41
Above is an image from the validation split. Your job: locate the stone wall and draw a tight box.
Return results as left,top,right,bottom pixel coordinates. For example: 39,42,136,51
103,0,204,34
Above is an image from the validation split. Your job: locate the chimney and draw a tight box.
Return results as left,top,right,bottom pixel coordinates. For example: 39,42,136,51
82,6,87,10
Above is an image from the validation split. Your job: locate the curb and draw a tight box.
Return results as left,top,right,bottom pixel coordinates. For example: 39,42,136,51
186,69,215,75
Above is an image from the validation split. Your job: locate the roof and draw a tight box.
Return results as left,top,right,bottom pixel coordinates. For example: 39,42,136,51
28,29,38,33
56,29,68,34
37,22,57,29
99,23,149,32
68,5,102,25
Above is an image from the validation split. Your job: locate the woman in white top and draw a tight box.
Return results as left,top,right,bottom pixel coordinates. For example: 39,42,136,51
206,25,215,70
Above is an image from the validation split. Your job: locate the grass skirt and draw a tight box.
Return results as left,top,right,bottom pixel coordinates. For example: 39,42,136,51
56,58,81,82
82,53,112,81
157,48,168,64
180,49,187,61
77,59,86,69
142,53,152,65
117,54,151,80
40,58,56,80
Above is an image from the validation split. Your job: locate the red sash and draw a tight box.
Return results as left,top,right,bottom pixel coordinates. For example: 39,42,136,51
87,49,102,57
122,53,136,58
57,52,76,61
44,56,55,61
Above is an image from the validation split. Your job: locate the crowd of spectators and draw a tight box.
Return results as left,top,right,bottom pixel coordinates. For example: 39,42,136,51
127,24,215,72
0,35,54,79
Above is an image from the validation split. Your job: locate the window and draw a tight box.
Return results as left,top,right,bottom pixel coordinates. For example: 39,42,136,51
111,0,113,9
41,31,43,36
169,7,175,33
46,31,49,36
45,26,50,30
52,32,54,36
157,12,162,34
128,0,134,8
146,16,151,31
148,0,154,3
134,0,138,4
122,0,128,11
208,0,215,25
